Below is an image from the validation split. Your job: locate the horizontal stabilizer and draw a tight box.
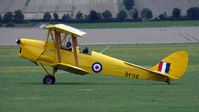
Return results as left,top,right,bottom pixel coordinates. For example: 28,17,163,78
124,61,177,80
52,63,88,75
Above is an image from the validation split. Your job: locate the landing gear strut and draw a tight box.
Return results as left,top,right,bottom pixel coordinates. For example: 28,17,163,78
38,63,58,85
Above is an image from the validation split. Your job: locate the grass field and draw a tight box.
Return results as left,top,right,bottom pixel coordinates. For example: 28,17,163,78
12,20,199,28
67,20,199,29
61,20,199,28
0,43,199,112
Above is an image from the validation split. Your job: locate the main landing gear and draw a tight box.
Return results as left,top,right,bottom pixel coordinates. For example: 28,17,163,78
43,75,55,84
39,63,57,85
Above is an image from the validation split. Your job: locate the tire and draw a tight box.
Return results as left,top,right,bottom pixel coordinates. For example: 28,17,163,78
43,75,55,85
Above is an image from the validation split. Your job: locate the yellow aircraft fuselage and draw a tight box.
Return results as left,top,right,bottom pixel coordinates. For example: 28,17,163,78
17,38,188,84
16,24,188,85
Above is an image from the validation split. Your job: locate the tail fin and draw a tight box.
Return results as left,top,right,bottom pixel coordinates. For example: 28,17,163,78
151,51,188,80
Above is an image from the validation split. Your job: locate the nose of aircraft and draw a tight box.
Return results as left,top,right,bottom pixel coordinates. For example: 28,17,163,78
16,39,21,45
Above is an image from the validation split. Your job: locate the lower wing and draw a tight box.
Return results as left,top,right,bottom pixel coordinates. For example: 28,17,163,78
52,63,88,75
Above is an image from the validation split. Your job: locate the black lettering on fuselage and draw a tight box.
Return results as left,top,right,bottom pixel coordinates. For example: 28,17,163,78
125,72,139,79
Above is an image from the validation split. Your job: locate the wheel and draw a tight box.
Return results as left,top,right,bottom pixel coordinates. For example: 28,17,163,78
43,75,55,85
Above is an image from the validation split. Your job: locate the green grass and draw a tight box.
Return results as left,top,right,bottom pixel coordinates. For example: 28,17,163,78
62,20,199,29
12,20,199,28
0,43,199,112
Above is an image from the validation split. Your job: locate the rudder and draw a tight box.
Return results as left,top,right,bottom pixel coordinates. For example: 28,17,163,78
151,51,188,80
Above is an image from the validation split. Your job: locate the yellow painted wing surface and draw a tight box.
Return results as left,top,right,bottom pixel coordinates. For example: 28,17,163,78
52,63,88,75
45,24,86,37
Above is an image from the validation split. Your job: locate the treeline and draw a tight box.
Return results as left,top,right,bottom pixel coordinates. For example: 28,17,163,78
0,0,199,27
0,10,25,27
121,0,199,21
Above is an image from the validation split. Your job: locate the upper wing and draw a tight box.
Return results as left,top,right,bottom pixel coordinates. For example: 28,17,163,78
52,63,88,75
45,24,86,37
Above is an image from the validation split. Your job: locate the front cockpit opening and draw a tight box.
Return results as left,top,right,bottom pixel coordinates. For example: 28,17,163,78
45,28,91,54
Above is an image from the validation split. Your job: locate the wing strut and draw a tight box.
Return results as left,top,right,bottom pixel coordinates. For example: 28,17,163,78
72,35,79,67
55,31,61,63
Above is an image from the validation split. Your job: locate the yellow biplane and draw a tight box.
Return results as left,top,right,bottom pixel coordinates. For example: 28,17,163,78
16,24,188,85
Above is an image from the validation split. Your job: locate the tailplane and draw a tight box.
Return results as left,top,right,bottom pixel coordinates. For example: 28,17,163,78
151,51,188,80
